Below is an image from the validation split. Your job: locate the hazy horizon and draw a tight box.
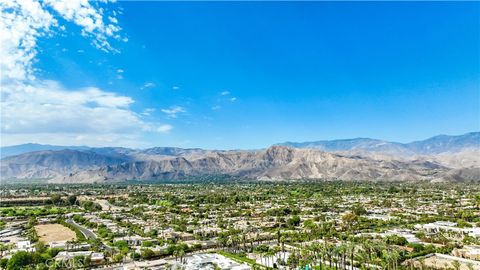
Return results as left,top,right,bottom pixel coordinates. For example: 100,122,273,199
1,130,478,151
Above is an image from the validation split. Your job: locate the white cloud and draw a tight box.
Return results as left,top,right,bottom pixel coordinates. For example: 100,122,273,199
161,106,186,118
3,81,138,133
0,0,57,82
43,0,122,52
141,82,155,90
116,68,124,73
212,105,221,111
142,108,155,116
1,81,171,147
0,0,122,84
220,90,230,96
172,86,180,90
156,125,173,133
230,97,237,102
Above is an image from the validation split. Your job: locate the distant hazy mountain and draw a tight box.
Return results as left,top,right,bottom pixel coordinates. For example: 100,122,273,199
279,132,480,157
279,138,414,157
0,143,89,158
1,132,478,183
1,149,128,179
406,132,480,154
141,147,208,156
0,144,211,159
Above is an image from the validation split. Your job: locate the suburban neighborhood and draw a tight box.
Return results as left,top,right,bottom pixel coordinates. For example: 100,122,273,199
0,182,479,269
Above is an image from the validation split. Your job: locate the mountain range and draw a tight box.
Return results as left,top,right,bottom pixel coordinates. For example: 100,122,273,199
1,132,479,183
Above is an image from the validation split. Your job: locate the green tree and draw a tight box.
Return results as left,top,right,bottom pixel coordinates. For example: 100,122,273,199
287,215,301,227
67,195,77,205
50,194,62,206
6,251,33,270
352,204,367,216
141,248,155,259
0,258,8,269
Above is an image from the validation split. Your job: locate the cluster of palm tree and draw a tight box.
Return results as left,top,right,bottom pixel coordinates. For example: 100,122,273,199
252,245,282,268
278,238,403,270
213,224,407,270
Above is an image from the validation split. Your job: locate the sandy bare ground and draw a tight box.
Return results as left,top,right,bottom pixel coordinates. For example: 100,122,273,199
34,224,76,244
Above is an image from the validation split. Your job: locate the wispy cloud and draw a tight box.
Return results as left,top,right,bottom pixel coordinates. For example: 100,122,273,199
212,105,221,111
161,106,186,118
155,125,173,133
116,69,124,79
141,82,156,90
142,108,156,116
45,0,124,53
172,86,180,90
219,90,237,102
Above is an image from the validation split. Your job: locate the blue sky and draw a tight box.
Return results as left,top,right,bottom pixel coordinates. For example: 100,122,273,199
2,1,479,149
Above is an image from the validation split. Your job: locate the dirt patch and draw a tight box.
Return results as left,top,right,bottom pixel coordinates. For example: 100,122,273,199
34,223,76,244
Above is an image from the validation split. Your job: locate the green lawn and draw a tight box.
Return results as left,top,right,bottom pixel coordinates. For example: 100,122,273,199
216,251,266,269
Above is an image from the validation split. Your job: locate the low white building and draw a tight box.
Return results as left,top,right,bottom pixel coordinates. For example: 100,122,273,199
114,235,152,246
120,258,167,270
383,229,421,244
55,251,104,264
11,240,35,253
415,221,480,238
176,253,251,270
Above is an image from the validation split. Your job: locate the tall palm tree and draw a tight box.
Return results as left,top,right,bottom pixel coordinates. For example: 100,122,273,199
390,250,399,270
319,242,327,270
326,242,334,270
338,243,347,270
361,240,372,267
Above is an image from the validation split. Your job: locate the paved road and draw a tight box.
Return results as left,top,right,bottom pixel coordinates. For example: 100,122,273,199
66,219,114,252
66,219,97,239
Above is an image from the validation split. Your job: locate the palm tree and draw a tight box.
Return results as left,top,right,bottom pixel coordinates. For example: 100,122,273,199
226,237,233,253
319,242,327,270
347,242,355,270
178,249,185,264
309,243,322,269
452,260,461,270
419,257,425,270
267,248,277,268
242,232,247,252
218,234,228,251
390,250,399,270
325,242,334,269
332,245,341,270
338,243,347,270
356,249,369,270
362,240,372,267
280,235,286,252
